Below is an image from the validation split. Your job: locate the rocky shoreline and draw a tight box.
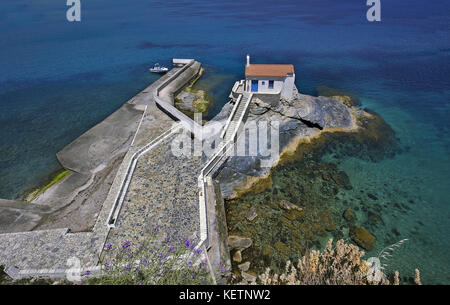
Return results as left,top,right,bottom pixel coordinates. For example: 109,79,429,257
209,86,400,283
175,68,211,115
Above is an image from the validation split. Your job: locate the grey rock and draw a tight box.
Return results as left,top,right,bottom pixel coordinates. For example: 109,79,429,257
241,271,257,283
212,86,355,199
279,200,302,212
227,236,252,250
233,250,242,263
238,261,250,272
245,207,258,221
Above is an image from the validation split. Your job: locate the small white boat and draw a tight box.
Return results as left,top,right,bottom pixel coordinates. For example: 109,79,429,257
149,63,169,73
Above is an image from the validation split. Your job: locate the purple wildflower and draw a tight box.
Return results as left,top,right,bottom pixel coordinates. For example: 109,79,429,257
218,263,226,273
125,264,131,273
189,274,194,279
122,241,131,249
104,243,112,250
85,270,91,276
168,246,175,253
141,259,148,266
154,226,159,233
105,261,111,268
188,261,192,268
137,281,142,285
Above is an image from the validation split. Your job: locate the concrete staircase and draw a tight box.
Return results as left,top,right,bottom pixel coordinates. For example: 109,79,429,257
197,92,253,255
222,92,252,144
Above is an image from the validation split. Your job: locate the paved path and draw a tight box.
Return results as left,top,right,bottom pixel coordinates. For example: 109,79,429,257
106,128,204,250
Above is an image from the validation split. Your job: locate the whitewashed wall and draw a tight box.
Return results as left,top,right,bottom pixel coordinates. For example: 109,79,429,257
245,74,295,100
281,74,295,99
245,76,284,94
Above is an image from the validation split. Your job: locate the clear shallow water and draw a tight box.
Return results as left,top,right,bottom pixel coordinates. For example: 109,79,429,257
0,0,449,283
323,95,450,284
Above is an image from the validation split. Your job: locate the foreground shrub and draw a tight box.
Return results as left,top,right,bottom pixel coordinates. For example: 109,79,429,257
257,239,420,285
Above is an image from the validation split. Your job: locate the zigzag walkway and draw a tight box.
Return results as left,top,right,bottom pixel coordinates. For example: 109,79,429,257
0,70,253,280
106,127,203,250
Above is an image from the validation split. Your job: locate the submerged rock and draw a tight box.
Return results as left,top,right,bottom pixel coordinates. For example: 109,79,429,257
283,209,305,221
262,246,273,260
315,86,362,107
331,171,352,190
175,89,210,113
343,208,356,222
351,226,376,251
367,211,384,226
367,193,378,200
245,206,258,221
274,241,291,256
319,210,336,232
279,200,303,211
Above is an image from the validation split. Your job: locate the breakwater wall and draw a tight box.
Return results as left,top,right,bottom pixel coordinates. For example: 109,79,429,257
0,59,208,280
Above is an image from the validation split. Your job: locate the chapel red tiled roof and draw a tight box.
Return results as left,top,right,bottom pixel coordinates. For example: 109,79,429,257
245,64,294,77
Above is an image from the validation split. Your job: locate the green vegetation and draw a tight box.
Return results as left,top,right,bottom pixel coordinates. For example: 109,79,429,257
175,68,211,115
25,169,71,202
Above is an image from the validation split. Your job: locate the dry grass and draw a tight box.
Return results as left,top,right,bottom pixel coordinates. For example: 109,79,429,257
255,239,420,285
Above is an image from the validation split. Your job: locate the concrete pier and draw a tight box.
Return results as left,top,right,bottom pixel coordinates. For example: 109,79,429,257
0,59,209,279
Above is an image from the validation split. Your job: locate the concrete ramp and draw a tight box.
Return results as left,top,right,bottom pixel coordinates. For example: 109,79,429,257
56,103,144,174
0,199,50,233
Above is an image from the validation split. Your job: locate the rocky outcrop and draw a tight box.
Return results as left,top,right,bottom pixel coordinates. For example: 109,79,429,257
175,68,210,115
217,85,401,279
175,90,209,113
213,86,359,199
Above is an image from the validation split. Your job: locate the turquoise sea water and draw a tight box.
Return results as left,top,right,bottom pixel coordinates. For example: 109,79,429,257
0,1,449,283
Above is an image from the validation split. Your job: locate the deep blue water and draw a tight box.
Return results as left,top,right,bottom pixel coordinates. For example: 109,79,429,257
0,1,449,283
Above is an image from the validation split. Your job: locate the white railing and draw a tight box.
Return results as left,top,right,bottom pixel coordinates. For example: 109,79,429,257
106,124,182,228
220,94,242,139
173,58,195,66
154,59,204,139
232,93,253,142
155,59,194,95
